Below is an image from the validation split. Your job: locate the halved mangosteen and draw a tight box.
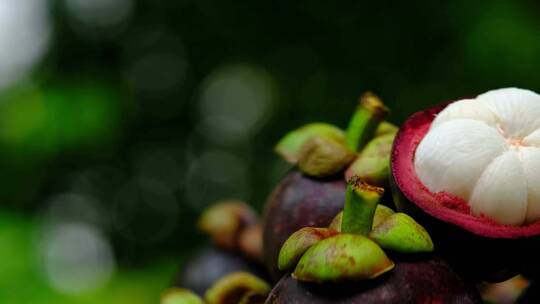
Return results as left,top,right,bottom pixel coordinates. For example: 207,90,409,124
391,87,540,281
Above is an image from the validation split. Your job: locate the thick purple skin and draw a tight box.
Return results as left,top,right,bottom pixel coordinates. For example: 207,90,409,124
265,256,482,304
391,175,523,282
174,247,268,296
262,170,346,280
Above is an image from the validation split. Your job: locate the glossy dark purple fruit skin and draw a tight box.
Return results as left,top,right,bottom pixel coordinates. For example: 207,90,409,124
262,170,346,280
174,247,268,296
265,256,482,304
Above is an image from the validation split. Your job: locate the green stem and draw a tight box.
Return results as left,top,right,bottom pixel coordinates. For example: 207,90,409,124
345,92,389,152
341,176,384,235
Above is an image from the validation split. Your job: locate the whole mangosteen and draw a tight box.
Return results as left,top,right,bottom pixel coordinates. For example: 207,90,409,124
267,178,481,303
263,93,396,279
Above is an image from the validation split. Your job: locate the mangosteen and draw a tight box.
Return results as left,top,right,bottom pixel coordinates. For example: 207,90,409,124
269,177,480,303
390,88,540,281
174,247,268,296
266,256,482,304
263,92,396,279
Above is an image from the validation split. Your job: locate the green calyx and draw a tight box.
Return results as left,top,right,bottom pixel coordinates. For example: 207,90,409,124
375,121,398,137
274,92,392,179
345,132,396,186
278,227,339,272
292,234,394,282
297,136,356,177
345,92,389,152
161,288,204,304
274,123,345,164
204,272,270,304
369,213,434,253
330,206,433,253
277,193,434,282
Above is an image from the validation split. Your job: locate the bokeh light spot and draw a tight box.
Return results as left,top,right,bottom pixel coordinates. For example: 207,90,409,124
184,149,249,209
134,148,185,191
38,223,115,294
65,0,133,38
127,52,187,95
0,0,51,89
112,179,179,243
198,65,276,143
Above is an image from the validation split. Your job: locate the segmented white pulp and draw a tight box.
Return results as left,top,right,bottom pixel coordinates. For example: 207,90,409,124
414,88,540,226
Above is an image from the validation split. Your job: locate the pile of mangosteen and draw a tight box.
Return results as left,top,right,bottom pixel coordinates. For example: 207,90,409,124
162,88,540,303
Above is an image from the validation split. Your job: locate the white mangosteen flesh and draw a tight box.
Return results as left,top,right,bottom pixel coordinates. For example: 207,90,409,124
414,88,540,226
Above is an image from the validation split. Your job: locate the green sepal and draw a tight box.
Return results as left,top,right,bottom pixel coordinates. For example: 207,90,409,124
369,213,434,253
374,121,398,137
345,132,396,186
292,234,394,282
205,272,270,304
274,123,345,163
278,227,338,271
372,205,395,228
297,136,356,177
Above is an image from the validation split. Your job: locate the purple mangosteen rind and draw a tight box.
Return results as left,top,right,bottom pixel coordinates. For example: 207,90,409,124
265,256,482,304
390,101,540,282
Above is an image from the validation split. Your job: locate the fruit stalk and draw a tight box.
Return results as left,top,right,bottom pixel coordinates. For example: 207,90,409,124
345,92,389,152
341,177,384,235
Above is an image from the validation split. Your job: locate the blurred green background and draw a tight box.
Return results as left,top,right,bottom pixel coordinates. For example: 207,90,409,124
1,0,540,302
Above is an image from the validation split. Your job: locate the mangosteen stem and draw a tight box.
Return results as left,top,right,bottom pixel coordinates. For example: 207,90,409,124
341,176,384,235
345,92,389,152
